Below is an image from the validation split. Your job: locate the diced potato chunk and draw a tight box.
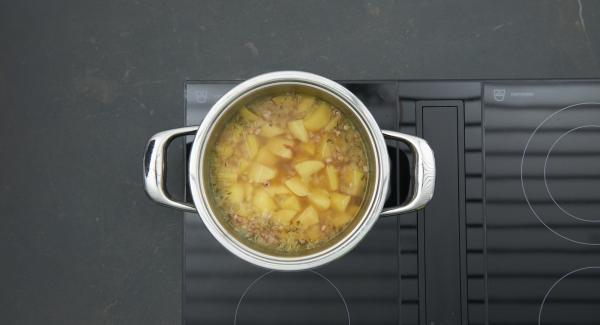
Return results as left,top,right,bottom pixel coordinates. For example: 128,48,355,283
294,160,325,178
260,124,285,137
298,142,316,155
228,183,245,204
265,184,291,196
317,139,333,160
295,206,319,229
284,177,309,196
341,164,365,196
280,195,301,210
309,189,331,210
288,119,309,143
272,209,298,225
244,134,259,159
255,147,278,166
325,165,339,191
248,163,277,183
297,95,315,113
267,138,294,159
240,107,259,121
253,189,276,212
303,102,331,131
330,192,350,212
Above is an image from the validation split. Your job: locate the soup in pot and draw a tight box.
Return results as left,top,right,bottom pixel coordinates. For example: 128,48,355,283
208,93,369,254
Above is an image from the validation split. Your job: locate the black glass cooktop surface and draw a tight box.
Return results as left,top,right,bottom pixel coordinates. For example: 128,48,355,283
482,82,600,325
183,80,600,325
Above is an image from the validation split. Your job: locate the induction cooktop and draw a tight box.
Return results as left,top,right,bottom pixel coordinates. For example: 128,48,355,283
182,79,600,325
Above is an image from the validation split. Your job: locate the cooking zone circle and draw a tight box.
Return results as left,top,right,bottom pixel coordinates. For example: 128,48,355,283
521,102,600,245
234,270,350,325
538,266,600,324
544,125,600,223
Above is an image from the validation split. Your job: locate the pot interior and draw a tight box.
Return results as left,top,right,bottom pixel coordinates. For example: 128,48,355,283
200,82,379,258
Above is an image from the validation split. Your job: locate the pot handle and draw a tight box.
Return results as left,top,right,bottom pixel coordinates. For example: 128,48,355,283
380,130,436,216
143,126,199,212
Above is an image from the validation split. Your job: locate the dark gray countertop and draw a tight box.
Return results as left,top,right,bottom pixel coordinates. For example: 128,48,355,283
1,1,599,324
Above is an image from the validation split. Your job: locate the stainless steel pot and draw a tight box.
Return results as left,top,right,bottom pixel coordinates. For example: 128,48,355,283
143,71,435,270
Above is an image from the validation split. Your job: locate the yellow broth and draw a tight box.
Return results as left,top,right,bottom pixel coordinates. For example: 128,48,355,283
208,93,369,254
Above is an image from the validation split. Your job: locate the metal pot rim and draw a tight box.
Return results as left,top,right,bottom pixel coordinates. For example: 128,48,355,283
187,71,390,270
